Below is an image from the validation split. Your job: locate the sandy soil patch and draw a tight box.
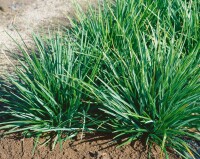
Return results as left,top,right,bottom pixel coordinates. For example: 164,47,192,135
0,0,94,75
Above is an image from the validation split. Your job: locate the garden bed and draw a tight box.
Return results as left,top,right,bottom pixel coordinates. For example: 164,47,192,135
0,0,199,159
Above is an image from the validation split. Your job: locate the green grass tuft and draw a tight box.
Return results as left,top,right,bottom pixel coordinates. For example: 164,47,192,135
73,0,200,157
0,33,99,148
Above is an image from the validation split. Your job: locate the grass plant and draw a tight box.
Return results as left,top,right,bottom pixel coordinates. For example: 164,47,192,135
84,27,200,158
73,0,200,158
0,33,99,148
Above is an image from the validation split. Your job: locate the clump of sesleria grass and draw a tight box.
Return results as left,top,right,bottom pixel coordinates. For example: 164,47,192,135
0,0,199,158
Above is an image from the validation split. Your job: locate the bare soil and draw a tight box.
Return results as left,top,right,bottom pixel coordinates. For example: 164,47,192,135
0,1,182,159
0,0,94,75
0,133,179,159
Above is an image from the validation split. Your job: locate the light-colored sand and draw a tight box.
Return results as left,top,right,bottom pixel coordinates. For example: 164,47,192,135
0,0,96,75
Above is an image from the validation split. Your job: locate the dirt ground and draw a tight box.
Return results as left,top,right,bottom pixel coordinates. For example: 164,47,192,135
0,132,180,159
0,0,94,75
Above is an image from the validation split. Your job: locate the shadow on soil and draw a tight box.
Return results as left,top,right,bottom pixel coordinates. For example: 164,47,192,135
73,132,146,152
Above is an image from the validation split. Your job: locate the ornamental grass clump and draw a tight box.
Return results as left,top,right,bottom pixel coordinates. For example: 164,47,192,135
74,0,200,158
85,26,200,158
0,34,98,148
